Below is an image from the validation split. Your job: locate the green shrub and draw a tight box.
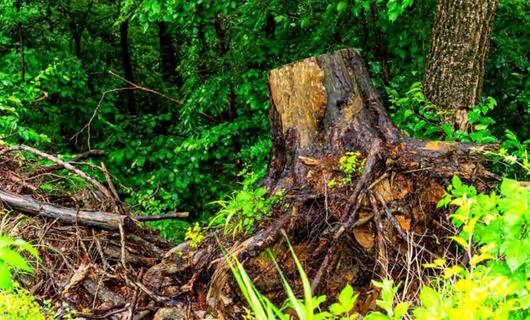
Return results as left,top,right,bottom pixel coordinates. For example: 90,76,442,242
388,82,497,143
0,235,39,289
228,177,530,319
430,176,530,319
0,286,52,320
210,170,283,237
0,235,49,319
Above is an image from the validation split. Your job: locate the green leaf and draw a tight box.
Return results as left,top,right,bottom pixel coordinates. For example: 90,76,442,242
0,247,33,273
393,302,409,319
0,262,13,289
337,1,348,12
502,239,530,271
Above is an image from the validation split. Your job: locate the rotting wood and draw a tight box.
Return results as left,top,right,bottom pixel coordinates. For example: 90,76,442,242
0,189,137,231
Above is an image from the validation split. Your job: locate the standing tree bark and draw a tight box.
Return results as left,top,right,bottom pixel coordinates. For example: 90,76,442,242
158,21,179,85
120,20,137,115
423,0,498,130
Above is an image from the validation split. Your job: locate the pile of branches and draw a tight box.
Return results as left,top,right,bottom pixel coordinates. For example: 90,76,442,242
0,145,195,319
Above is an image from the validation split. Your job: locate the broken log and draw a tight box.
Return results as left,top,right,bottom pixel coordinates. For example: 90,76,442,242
0,189,137,231
135,212,189,221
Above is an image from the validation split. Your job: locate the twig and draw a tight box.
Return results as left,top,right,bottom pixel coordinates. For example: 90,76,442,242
369,192,388,277
108,70,181,105
70,86,130,148
77,305,129,319
0,145,113,199
28,150,106,177
374,192,439,258
119,223,127,268
135,212,189,221
100,162,125,214
127,287,139,320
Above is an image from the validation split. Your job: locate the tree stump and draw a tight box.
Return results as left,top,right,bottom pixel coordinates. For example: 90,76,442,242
260,48,497,292
146,49,499,316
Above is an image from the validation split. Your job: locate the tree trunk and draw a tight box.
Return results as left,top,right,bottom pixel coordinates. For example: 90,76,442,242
159,21,179,84
423,0,498,129
369,3,390,84
120,20,137,115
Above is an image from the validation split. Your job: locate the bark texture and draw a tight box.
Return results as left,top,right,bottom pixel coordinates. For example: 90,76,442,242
423,0,498,128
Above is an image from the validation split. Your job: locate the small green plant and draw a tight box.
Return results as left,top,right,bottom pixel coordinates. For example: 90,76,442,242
487,129,530,177
185,222,204,248
430,176,530,319
0,285,52,320
0,235,48,319
0,235,39,289
339,152,366,185
364,280,410,320
227,233,407,320
327,178,338,189
210,170,283,237
388,82,497,143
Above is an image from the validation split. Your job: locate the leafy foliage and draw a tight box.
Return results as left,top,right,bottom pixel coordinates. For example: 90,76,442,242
430,176,530,319
0,235,47,319
389,82,497,143
339,152,367,185
210,170,283,237
0,235,39,289
0,285,52,320
185,222,204,248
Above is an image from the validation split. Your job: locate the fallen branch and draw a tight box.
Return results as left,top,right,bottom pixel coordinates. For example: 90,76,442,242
28,149,106,177
0,189,137,231
0,145,113,199
135,212,189,222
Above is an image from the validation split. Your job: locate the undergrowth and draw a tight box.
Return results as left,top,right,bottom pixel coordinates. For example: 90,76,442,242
228,177,530,320
209,169,284,238
0,234,49,319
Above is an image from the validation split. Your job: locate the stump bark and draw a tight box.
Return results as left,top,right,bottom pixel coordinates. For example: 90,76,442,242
146,49,499,317
260,48,497,292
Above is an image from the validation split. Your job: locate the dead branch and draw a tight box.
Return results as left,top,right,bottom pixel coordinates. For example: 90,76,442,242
0,189,137,231
0,145,113,199
28,149,106,177
134,212,189,221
